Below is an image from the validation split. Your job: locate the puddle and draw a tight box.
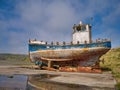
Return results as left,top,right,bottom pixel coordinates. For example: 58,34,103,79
0,74,28,90
28,74,82,90
0,74,82,90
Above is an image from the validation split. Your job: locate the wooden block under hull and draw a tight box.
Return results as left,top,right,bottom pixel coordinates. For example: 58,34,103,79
59,67,102,73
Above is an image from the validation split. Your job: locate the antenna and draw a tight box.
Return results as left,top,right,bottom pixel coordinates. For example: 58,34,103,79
90,17,93,26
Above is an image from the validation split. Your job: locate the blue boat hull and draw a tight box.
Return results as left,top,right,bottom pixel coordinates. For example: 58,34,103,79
29,41,111,67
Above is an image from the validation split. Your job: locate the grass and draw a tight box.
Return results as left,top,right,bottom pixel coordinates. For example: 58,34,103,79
116,82,120,90
100,47,120,89
0,53,33,66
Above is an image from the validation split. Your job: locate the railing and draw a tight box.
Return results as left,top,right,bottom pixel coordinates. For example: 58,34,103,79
29,38,111,46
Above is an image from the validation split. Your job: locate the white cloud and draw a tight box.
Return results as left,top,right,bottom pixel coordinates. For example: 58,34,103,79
0,0,120,54
16,0,78,41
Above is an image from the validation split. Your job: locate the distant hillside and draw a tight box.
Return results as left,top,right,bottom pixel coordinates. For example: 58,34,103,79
0,53,27,61
0,53,32,65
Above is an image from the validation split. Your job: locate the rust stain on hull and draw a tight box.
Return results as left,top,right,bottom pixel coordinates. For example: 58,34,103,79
29,47,110,73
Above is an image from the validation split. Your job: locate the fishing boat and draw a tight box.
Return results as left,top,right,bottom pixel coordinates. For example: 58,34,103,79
28,21,111,72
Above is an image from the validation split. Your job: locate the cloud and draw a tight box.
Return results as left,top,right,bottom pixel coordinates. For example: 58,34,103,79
16,0,79,41
0,0,78,53
0,0,120,54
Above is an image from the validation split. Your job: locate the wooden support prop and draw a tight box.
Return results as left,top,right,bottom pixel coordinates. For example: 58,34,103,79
48,61,52,68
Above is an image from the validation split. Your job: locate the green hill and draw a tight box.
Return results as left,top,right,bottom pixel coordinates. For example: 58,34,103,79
0,53,27,60
100,47,120,89
0,53,32,65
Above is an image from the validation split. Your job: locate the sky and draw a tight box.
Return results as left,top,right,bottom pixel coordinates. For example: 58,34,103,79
0,0,120,54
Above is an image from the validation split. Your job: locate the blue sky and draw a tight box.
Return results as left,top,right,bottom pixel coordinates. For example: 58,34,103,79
0,0,120,54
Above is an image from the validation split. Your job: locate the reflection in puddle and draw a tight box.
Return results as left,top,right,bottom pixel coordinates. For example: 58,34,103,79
28,74,82,90
0,75,28,90
0,74,81,90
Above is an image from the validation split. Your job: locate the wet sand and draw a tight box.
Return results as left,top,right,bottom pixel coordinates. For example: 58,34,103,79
0,65,117,90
